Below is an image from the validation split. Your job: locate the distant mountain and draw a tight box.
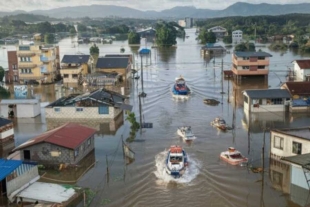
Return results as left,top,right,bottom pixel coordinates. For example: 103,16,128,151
1,2,310,19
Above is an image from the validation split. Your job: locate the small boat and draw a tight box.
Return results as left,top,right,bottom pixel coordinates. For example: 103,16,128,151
211,117,227,130
220,147,248,165
203,98,220,105
177,126,196,140
172,75,191,99
165,145,188,178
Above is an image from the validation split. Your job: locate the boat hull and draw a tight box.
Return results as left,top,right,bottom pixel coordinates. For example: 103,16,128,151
177,129,196,140
220,155,248,165
165,146,188,178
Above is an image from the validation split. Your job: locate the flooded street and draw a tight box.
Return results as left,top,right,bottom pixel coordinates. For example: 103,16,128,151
2,28,310,206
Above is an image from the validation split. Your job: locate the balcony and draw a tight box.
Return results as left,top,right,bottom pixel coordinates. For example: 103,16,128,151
19,74,44,80
40,56,56,63
233,58,270,66
17,51,36,57
18,62,37,68
232,67,269,76
60,66,83,75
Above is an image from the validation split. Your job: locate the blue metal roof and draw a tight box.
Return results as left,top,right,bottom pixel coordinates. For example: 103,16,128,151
139,48,151,55
0,159,22,181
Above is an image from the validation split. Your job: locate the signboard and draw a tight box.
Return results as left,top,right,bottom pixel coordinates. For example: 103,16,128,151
14,85,28,98
141,123,153,128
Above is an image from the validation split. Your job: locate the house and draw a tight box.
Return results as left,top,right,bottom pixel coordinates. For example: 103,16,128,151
96,56,131,82
232,30,243,44
207,26,227,38
201,44,226,56
0,118,14,143
136,28,156,39
292,59,310,81
0,99,41,118
0,159,38,202
232,51,272,81
13,123,96,165
243,89,291,114
33,33,42,41
6,50,18,83
45,88,127,120
17,44,60,84
281,82,310,112
60,55,92,84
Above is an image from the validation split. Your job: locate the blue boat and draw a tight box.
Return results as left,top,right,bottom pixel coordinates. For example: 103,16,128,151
172,76,190,98
165,145,188,178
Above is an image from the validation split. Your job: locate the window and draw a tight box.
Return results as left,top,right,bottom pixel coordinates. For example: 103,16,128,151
242,66,249,69
76,107,83,112
19,46,30,51
292,141,302,154
242,57,249,60
258,57,265,60
87,138,91,146
72,74,78,79
54,107,61,112
98,105,109,114
75,148,79,157
274,136,284,150
271,98,283,105
258,65,265,69
63,74,69,78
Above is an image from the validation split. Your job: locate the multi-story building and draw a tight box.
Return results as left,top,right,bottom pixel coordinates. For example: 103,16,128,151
232,51,272,81
185,17,193,28
6,51,18,83
16,44,60,84
232,30,243,44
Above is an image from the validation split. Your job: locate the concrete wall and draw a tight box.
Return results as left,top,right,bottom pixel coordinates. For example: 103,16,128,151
0,128,14,139
244,96,285,113
16,104,40,118
45,106,122,119
291,165,309,190
293,63,310,81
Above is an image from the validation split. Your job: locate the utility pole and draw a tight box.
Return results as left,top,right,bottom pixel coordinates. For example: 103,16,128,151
140,55,144,93
139,93,142,134
220,59,224,94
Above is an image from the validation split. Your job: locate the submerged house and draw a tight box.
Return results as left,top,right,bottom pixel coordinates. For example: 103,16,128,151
281,82,310,112
45,88,127,120
292,59,310,81
13,123,96,165
200,43,226,56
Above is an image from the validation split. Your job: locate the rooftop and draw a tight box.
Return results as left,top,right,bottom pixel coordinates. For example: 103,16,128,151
243,89,291,99
282,82,310,96
282,153,310,170
0,99,39,105
0,159,22,181
272,127,310,141
96,57,129,69
0,118,12,127
61,55,90,64
293,59,310,69
13,123,97,151
234,51,272,58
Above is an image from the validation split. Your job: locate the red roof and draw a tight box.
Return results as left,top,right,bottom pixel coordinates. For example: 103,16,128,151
283,82,310,95
14,123,97,150
295,59,310,69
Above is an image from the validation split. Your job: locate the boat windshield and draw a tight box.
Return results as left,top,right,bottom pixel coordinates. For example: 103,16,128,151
170,156,183,162
219,120,226,124
230,153,243,159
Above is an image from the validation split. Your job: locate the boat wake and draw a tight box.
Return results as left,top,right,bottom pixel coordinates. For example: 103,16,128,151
154,150,200,185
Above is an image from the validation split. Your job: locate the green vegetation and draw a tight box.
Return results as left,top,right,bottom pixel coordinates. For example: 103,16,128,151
155,21,177,47
235,42,256,52
198,28,216,44
90,44,99,56
44,33,55,44
268,42,288,51
126,112,140,143
0,66,4,82
128,31,140,44
223,35,232,44
0,86,10,98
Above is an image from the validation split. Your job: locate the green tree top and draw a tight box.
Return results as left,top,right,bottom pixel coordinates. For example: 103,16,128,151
128,32,140,45
0,66,4,82
155,22,177,47
90,44,99,56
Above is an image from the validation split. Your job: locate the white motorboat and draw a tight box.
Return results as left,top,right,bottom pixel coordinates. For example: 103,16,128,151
211,117,227,130
165,145,188,178
220,147,248,166
177,126,196,140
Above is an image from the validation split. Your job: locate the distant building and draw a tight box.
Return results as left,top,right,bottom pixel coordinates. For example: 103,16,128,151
292,59,310,81
6,51,18,83
185,17,193,28
16,44,60,84
13,123,97,165
200,43,226,56
232,51,272,80
232,30,243,44
207,26,227,38
178,20,186,28
136,28,156,42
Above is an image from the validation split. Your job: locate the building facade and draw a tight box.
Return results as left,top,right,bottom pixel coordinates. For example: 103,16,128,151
185,17,193,28
207,26,227,38
281,82,310,112
292,59,310,81
232,30,243,44
6,51,18,83
17,44,60,84
0,118,14,143
60,55,91,84
232,51,272,80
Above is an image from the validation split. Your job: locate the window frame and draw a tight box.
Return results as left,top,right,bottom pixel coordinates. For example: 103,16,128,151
274,136,284,150
292,141,302,155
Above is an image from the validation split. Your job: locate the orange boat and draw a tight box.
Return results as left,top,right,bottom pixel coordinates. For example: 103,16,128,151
220,147,248,166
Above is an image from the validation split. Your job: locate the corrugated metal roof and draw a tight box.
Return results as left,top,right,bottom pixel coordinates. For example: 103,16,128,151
294,59,310,69
0,159,22,181
243,89,291,99
282,153,310,169
96,57,129,69
282,82,310,96
272,127,310,141
14,123,97,151
16,182,76,203
234,51,272,57
61,55,90,64
0,118,12,127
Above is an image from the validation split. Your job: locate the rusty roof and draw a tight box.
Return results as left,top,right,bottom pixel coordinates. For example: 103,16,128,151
282,82,310,96
294,59,310,69
13,123,97,151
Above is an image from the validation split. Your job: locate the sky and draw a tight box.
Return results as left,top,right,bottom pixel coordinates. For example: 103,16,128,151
0,0,309,12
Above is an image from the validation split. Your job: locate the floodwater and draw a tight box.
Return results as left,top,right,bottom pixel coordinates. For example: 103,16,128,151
1,29,310,207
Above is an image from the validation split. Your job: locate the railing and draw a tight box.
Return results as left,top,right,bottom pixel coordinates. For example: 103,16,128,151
233,58,270,66
232,67,269,75
40,56,55,62
19,74,44,80
17,52,36,57
18,62,37,68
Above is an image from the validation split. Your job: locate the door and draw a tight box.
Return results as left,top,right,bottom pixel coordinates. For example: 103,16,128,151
23,150,30,160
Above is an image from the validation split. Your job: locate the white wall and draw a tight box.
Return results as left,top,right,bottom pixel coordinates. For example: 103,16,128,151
0,105,9,118
0,128,14,139
16,104,40,118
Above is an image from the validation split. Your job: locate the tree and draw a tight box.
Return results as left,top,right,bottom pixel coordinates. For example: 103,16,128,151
155,22,177,47
90,44,99,56
235,42,256,52
0,66,4,82
223,35,232,44
198,28,216,44
44,33,54,44
69,28,76,35
37,21,55,34
128,32,140,44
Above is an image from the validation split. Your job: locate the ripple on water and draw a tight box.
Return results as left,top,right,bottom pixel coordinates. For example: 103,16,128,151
154,150,200,186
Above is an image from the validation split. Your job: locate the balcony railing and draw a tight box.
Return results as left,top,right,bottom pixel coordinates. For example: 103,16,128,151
19,74,44,80
18,62,37,68
232,67,269,75
233,58,270,66
17,51,36,57
60,67,82,75
40,56,56,62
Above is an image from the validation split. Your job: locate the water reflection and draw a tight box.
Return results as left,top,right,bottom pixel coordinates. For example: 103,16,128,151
156,47,176,63
269,158,290,194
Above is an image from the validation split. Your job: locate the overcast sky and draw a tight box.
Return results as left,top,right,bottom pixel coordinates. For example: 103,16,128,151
1,0,309,12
